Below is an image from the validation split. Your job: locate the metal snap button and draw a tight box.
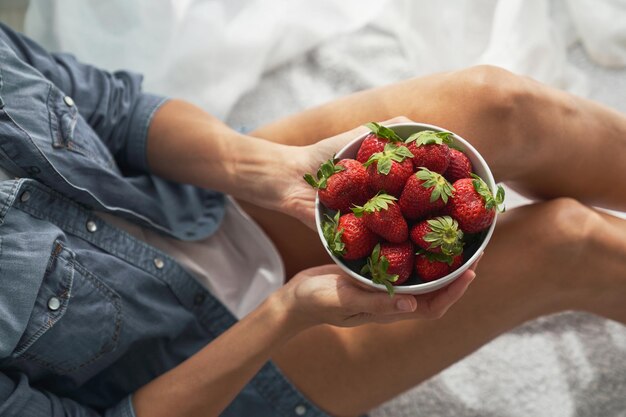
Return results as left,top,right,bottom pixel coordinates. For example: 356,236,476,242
86,220,98,233
294,405,306,416
19,191,31,202
47,297,61,311
153,257,165,269
63,96,75,107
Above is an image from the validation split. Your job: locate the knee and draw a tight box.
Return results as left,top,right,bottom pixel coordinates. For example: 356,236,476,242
446,66,555,174
536,198,601,255
454,65,529,117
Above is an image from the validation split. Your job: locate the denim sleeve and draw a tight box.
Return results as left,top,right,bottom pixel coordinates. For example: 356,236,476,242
0,22,167,173
0,373,136,417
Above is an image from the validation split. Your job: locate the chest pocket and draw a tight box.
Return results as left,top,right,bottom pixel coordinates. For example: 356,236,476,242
47,86,116,169
11,241,122,375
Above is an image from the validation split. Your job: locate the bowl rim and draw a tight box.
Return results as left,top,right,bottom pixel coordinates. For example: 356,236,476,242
314,122,499,295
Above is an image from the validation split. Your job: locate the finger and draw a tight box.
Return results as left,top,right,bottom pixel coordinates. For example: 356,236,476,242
345,289,418,316
414,270,476,319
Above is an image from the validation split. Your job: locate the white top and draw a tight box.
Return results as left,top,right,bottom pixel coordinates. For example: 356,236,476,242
0,168,285,319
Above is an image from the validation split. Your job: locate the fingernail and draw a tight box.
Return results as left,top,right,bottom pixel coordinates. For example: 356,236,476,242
467,270,477,284
396,298,415,312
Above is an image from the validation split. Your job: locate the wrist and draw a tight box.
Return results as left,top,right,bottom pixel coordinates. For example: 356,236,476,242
263,286,316,338
227,135,301,210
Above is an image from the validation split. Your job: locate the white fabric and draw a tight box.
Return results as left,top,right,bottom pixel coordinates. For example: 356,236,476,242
24,0,389,120
25,0,626,120
98,197,284,319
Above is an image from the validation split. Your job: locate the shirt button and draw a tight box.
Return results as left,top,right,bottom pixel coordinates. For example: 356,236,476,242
153,257,165,269
86,220,98,233
63,96,75,107
47,297,61,311
294,405,306,416
19,191,31,202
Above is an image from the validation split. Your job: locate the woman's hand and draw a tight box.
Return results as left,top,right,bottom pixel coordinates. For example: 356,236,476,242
278,117,413,229
273,257,479,331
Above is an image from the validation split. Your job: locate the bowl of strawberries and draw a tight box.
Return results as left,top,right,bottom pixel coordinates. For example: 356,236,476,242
305,122,505,295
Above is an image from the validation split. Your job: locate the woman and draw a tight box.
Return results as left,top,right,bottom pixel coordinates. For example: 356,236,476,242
0,22,625,417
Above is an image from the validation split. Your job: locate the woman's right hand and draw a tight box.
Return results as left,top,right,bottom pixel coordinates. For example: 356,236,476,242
274,262,478,331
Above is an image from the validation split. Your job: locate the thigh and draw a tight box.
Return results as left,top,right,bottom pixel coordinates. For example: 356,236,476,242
271,200,607,417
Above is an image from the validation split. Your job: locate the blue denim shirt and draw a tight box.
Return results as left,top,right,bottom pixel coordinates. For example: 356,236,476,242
0,24,326,417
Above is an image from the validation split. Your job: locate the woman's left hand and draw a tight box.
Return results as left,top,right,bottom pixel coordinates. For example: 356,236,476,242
279,117,413,228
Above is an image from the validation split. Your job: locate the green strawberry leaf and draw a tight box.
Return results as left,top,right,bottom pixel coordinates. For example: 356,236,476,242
322,212,346,256
303,157,345,189
423,216,464,256
406,130,454,146
365,122,404,143
352,193,397,216
361,243,398,297
364,144,414,175
420,251,456,266
417,168,455,204
471,174,506,212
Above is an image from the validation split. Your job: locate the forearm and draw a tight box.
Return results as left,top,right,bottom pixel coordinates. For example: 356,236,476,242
133,291,305,417
146,99,302,208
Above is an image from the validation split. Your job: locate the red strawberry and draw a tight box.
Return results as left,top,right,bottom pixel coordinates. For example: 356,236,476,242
352,193,408,243
364,144,414,197
356,122,404,163
405,130,453,174
304,158,370,213
415,252,463,282
398,168,455,220
361,242,414,295
444,149,473,182
322,212,379,260
447,175,505,233
410,216,464,256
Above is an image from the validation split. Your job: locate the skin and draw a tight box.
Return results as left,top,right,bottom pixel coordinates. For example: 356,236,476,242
135,65,626,417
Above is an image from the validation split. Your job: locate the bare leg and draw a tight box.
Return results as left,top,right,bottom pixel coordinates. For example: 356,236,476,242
252,65,626,211
244,65,626,277
272,199,626,417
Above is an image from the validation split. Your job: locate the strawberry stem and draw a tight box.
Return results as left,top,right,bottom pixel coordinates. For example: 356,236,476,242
365,122,404,143
470,174,506,212
352,193,397,217
303,157,345,189
363,144,414,175
406,130,454,146
361,244,398,297
322,213,346,256
416,168,455,203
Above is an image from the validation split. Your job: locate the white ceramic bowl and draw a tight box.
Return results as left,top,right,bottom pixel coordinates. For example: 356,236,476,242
314,122,498,294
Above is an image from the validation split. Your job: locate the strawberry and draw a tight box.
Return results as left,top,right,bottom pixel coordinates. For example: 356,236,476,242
415,252,463,282
322,212,379,260
356,122,404,163
304,158,370,213
444,148,473,182
352,193,408,243
364,143,414,197
410,216,464,256
447,174,505,233
405,130,453,174
398,168,455,220
361,242,414,296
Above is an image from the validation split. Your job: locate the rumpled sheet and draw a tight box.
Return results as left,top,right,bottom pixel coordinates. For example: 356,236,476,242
25,1,626,415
